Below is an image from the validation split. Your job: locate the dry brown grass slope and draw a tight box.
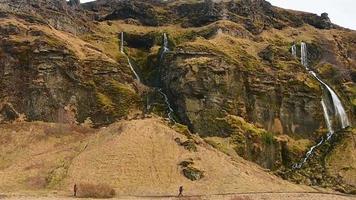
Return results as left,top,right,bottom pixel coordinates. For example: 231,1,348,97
0,117,313,197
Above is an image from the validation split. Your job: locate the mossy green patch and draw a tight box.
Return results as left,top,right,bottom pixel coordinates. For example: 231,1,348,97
172,123,191,136
97,92,115,114
222,115,266,136
204,137,235,156
261,132,275,146
46,165,68,188
182,166,204,181
95,80,140,118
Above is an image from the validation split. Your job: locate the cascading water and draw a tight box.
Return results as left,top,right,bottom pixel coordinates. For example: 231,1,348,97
293,137,325,169
158,33,176,123
158,88,176,123
293,42,350,169
321,99,334,140
159,33,169,61
301,42,308,69
120,32,175,122
120,32,141,82
120,31,124,53
163,33,169,53
291,44,297,58
309,70,350,129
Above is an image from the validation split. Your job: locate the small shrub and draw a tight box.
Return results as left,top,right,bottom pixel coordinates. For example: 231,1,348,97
77,183,115,198
261,132,275,146
181,139,197,152
174,137,182,144
172,123,191,136
179,159,194,167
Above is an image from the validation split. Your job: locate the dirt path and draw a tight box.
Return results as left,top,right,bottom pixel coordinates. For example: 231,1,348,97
1,192,355,200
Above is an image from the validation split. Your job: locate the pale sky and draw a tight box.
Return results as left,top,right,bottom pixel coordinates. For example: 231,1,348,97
80,0,356,30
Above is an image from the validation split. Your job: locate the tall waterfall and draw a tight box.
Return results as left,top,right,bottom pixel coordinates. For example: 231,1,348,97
163,33,169,53
293,42,350,169
120,32,141,82
291,44,297,58
301,42,308,69
309,70,350,129
159,33,169,61
158,33,176,123
120,31,124,53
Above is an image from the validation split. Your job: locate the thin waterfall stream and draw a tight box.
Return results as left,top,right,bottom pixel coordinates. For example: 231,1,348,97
120,32,176,123
292,42,350,169
157,33,176,123
291,44,297,58
120,32,141,82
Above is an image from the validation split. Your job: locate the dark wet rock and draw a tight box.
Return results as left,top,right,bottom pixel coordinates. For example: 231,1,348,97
124,32,157,50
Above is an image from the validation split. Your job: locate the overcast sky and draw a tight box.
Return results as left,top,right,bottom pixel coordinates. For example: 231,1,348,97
80,0,356,30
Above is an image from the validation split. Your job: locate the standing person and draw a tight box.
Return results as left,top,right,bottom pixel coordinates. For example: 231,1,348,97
73,184,77,197
178,186,183,197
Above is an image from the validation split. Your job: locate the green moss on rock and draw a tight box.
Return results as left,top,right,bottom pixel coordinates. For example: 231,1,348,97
95,80,141,118
182,166,204,181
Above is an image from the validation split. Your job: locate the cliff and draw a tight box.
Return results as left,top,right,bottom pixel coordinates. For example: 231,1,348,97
0,0,355,195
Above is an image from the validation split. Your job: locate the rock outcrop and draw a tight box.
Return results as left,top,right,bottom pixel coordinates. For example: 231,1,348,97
302,12,333,30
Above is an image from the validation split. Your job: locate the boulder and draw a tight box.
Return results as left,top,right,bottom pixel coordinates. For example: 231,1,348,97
182,166,204,181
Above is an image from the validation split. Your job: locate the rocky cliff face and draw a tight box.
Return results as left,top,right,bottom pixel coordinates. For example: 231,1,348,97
83,0,336,32
160,41,323,138
0,0,91,34
0,0,355,193
0,1,141,126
